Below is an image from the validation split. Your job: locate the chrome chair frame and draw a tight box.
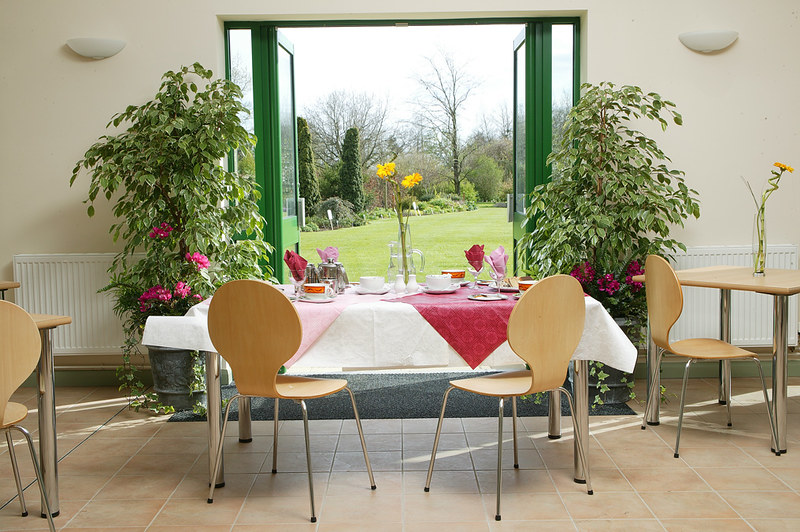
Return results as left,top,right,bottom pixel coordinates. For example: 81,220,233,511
3,425,56,532
208,387,375,523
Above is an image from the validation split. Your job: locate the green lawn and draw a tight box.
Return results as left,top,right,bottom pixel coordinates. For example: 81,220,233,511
299,206,513,279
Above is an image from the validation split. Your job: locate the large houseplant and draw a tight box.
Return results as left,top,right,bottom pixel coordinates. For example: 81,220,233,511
70,63,271,411
520,82,700,404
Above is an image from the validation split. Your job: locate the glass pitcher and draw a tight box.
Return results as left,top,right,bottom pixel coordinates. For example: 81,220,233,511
387,223,425,282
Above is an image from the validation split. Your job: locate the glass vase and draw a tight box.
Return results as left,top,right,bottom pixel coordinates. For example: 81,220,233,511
752,208,766,277
387,222,425,284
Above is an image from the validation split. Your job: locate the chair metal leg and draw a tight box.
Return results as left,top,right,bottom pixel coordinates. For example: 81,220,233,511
725,369,733,427
674,359,694,458
5,429,28,516
208,394,240,503
299,400,317,523
495,397,505,521
345,386,376,489
642,348,665,430
425,386,454,492
511,396,519,469
12,426,56,532
752,357,780,456
559,387,593,495
272,398,279,474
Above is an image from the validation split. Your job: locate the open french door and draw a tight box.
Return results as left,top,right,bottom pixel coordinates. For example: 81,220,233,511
511,22,579,273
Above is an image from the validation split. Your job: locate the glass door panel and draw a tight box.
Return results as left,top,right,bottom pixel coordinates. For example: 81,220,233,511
277,33,300,275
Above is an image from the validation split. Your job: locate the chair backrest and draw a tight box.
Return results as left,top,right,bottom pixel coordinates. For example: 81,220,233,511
507,274,585,394
207,280,303,397
644,254,683,351
0,301,42,420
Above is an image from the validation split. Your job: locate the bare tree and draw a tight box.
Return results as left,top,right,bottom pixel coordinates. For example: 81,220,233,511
413,53,481,194
303,90,392,170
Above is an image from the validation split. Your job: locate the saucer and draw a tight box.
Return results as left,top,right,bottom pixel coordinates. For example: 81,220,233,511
355,285,390,295
469,293,508,301
297,296,335,303
422,285,459,295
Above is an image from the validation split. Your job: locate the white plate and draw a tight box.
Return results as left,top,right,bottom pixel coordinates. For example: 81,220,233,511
422,286,459,295
469,293,508,301
297,296,336,304
355,285,390,295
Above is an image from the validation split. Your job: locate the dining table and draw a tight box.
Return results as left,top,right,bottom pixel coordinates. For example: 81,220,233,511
0,280,20,299
142,283,637,489
636,265,800,453
30,313,72,518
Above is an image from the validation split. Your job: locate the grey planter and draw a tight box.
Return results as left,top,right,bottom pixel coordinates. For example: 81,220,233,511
148,346,204,411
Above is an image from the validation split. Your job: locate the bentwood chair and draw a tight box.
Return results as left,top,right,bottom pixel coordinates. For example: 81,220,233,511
0,301,56,532
641,254,778,457
206,279,375,523
425,274,591,521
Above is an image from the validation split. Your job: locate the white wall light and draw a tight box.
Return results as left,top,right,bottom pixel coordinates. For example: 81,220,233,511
66,38,126,59
678,30,738,53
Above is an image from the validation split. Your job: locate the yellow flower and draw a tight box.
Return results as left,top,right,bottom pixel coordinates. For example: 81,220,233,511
774,162,794,173
376,162,396,179
401,173,423,189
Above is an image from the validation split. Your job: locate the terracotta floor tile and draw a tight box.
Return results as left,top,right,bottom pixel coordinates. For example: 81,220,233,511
404,447,473,471
719,490,800,518
745,518,800,531
640,491,738,519
329,470,402,494
560,491,653,520
621,466,709,492
402,417,463,434
407,470,480,493
92,473,183,500
234,495,320,525
661,518,754,531
248,472,328,498
320,491,403,523
67,498,164,527
476,468,556,493
403,431,467,451
551,467,631,493
574,519,664,531
175,472,256,500
490,520,575,531
258,451,333,474
332,450,400,472
694,467,783,491
677,446,762,468
482,492,570,521
404,492,490,523
151,497,244,526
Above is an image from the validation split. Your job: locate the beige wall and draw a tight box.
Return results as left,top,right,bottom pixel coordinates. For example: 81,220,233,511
2,0,798,293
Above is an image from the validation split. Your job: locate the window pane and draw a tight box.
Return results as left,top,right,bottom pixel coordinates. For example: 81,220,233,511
227,29,255,178
551,24,574,179
278,43,297,218
514,41,526,214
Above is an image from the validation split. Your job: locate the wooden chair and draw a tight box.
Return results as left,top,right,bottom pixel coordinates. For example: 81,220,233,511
0,301,56,532
424,274,591,521
206,279,375,523
641,254,778,457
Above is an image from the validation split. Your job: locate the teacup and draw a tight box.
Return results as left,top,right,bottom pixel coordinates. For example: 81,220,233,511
359,276,385,292
442,269,466,280
518,279,537,292
303,283,332,300
426,274,452,291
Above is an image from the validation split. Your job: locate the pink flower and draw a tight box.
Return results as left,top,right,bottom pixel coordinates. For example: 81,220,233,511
570,262,595,285
148,222,173,240
138,285,172,312
625,260,644,291
186,252,210,270
597,274,621,295
174,281,191,298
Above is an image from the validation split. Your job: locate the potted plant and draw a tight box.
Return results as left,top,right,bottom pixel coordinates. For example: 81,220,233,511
519,82,701,405
70,63,271,412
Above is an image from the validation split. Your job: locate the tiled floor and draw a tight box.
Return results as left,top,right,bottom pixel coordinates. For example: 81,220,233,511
3,376,800,530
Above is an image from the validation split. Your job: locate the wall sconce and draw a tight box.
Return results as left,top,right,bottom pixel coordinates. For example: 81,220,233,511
678,30,738,53
66,38,126,59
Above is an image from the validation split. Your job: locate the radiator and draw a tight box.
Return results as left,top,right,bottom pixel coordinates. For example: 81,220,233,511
13,253,124,355
670,245,798,347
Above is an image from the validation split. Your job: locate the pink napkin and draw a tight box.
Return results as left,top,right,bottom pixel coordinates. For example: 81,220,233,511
465,244,485,271
317,246,339,262
485,246,508,277
284,250,308,281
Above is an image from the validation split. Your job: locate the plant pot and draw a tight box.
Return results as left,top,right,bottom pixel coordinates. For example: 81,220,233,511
147,346,204,411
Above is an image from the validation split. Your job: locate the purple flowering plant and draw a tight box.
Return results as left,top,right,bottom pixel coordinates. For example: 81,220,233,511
569,260,646,328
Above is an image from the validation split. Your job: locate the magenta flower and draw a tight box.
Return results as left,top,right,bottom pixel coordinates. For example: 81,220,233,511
186,252,210,270
148,222,173,239
570,262,595,285
597,274,621,295
138,285,172,312
174,281,191,299
624,260,644,291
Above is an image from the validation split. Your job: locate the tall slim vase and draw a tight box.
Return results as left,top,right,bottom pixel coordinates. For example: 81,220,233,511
753,208,766,277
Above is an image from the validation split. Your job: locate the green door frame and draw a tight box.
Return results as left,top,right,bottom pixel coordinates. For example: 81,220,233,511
225,17,580,279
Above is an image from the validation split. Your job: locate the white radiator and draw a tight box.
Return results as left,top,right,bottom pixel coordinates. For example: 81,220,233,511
670,245,798,347
13,253,124,355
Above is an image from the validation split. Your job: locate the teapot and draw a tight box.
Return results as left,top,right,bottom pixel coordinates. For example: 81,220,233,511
316,258,349,294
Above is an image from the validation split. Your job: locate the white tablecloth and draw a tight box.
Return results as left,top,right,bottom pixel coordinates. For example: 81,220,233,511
141,290,637,373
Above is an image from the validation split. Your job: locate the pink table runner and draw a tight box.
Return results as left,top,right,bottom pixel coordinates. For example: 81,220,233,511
390,288,517,368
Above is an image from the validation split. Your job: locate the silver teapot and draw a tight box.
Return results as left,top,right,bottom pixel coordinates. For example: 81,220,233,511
315,259,349,294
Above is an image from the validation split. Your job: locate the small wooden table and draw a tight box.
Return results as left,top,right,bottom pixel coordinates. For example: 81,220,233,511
637,266,800,453
30,313,72,518
0,280,19,300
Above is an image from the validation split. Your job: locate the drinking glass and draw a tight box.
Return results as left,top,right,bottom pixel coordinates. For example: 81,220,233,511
289,270,306,297
467,264,484,288
488,268,504,293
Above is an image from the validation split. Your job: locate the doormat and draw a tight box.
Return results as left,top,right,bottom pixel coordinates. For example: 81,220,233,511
169,372,636,421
